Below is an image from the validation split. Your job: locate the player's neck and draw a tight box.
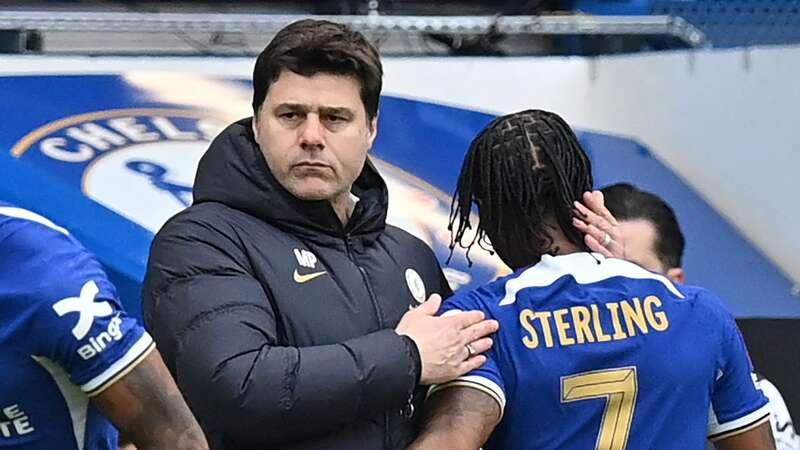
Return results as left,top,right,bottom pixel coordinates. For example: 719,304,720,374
545,221,581,256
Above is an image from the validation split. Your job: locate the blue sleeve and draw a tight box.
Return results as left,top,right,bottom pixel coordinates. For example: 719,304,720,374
707,308,770,440
429,289,507,415
1,216,154,396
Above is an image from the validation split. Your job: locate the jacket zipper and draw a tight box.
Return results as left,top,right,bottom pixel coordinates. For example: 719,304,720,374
343,233,392,449
343,233,385,328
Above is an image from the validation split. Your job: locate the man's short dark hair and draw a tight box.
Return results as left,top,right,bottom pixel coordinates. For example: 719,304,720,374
601,183,685,269
449,109,593,270
252,19,383,121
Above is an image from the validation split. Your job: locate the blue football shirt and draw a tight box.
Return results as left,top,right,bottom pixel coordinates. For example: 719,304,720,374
0,203,155,449
432,252,769,449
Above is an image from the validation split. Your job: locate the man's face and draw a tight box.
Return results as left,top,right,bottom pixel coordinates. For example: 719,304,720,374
618,218,685,283
253,71,378,202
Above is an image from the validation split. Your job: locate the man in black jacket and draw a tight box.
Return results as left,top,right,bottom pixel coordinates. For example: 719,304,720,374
143,19,499,449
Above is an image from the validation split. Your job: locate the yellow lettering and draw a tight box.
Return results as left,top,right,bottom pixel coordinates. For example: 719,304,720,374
571,306,595,344
605,302,629,340
621,298,649,336
644,295,669,331
533,311,555,348
554,308,576,346
590,304,612,342
561,367,638,450
519,297,670,352
519,309,539,349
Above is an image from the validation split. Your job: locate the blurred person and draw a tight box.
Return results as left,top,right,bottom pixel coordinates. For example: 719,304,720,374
601,182,800,450
0,202,208,450
408,110,774,450
599,182,686,281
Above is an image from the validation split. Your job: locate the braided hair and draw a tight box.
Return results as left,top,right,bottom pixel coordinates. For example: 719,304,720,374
448,109,593,270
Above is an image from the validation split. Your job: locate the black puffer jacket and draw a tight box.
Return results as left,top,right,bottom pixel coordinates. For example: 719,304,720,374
143,119,452,450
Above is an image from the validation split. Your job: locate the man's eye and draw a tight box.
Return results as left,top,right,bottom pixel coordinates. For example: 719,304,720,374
326,115,346,123
280,112,300,120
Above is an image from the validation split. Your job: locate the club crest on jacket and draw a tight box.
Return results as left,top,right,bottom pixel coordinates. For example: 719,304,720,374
405,268,427,303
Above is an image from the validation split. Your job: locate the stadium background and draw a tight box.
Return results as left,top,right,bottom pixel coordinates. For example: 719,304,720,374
1,0,798,430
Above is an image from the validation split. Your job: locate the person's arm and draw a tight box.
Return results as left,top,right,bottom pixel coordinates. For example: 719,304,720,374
3,214,206,450
706,298,774,448
92,349,207,450
144,215,495,446
754,376,800,450
407,387,500,450
407,289,506,450
714,421,775,450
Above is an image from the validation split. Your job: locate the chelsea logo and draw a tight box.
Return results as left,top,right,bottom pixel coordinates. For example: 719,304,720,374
10,108,227,233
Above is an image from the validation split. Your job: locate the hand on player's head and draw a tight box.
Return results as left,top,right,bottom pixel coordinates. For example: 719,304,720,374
572,190,627,259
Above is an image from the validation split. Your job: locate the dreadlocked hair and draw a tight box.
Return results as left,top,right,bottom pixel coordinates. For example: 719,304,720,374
448,109,593,270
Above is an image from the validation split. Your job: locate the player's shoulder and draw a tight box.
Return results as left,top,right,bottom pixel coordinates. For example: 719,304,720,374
675,283,732,317
670,283,740,345
673,283,717,301
441,252,631,314
0,202,72,247
440,269,519,316
0,203,82,273
499,252,686,305
441,252,703,314
0,203,114,307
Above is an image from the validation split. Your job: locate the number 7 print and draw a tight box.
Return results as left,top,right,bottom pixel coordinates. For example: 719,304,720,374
561,367,638,450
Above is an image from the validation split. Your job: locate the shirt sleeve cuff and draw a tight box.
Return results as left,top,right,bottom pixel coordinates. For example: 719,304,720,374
428,375,507,421
81,332,155,396
708,402,771,441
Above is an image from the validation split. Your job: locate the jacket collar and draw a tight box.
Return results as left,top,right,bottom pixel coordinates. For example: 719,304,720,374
192,118,388,243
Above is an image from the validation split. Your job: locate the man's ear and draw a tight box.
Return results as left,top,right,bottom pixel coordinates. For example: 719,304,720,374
251,114,259,140
666,267,685,284
367,113,379,150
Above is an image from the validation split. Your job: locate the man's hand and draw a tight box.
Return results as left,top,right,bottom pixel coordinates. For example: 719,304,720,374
395,294,499,385
572,190,627,259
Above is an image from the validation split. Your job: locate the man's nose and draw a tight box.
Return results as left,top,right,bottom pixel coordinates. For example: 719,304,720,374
299,113,325,151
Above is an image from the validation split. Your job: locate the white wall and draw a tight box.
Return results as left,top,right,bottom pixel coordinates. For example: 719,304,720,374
382,47,800,285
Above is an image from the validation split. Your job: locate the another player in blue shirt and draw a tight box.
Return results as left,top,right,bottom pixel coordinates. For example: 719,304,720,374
0,202,208,449
408,110,774,450
599,182,799,450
